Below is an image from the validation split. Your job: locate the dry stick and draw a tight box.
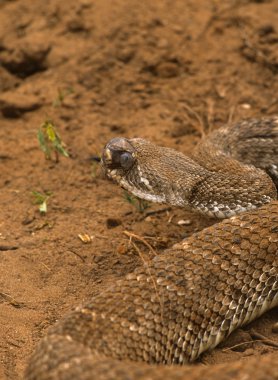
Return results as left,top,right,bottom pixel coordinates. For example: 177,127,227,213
0,291,22,307
239,26,278,74
41,262,51,271
0,245,18,251
181,103,206,138
206,98,215,134
263,98,278,113
227,105,236,124
250,329,278,349
68,249,86,263
95,234,109,240
197,0,245,40
222,338,278,352
123,230,157,256
144,206,172,217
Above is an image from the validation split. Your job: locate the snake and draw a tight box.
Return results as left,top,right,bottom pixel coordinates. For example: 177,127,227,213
25,117,278,380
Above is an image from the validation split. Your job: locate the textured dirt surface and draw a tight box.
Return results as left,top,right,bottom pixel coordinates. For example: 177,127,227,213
0,1,277,379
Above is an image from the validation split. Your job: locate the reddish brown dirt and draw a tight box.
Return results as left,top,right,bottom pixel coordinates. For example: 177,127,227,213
0,1,277,379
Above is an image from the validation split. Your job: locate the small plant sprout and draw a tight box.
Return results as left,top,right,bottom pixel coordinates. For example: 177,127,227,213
52,87,74,108
123,191,150,213
38,120,69,162
32,191,53,214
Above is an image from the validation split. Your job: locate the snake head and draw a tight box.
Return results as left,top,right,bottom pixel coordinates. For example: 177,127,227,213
102,137,137,177
102,137,167,203
102,137,201,206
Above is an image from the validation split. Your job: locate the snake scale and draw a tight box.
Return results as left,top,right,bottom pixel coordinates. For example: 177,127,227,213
25,117,278,380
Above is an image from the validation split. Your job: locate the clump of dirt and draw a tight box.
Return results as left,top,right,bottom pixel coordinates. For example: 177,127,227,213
0,0,277,379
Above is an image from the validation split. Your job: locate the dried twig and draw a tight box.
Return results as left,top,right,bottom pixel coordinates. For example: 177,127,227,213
68,249,86,262
0,291,23,308
123,231,157,256
222,337,278,352
197,0,245,40
250,329,278,349
239,27,278,74
181,103,206,138
206,98,215,134
0,245,18,251
227,105,236,124
144,206,171,217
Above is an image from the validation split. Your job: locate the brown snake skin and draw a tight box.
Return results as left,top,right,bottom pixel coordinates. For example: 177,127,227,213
25,118,278,380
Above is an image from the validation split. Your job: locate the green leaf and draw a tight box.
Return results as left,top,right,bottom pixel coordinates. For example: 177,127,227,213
37,120,69,161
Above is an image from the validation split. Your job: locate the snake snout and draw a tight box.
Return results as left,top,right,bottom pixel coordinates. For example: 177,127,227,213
102,138,136,171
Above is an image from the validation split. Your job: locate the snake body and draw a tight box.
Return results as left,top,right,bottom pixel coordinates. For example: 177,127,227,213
25,118,278,380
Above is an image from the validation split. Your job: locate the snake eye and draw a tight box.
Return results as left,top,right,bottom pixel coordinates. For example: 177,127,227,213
120,152,134,169
102,138,136,172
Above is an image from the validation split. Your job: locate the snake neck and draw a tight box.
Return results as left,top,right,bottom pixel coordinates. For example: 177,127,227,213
187,168,275,218
188,141,277,217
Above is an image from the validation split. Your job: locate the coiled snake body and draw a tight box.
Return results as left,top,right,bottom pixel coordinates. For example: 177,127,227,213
26,118,278,380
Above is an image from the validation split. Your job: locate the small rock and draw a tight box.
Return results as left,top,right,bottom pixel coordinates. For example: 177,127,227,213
22,214,35,226
116,242,129,255
116,48,135,63
215,84,227,99
177,219,192,226
145,216,153,223
94,255,103,263
155,62,180,78
240,103,251,110
173,25,183,34
132,83,146,92
67,18,88,33
106,218,122,229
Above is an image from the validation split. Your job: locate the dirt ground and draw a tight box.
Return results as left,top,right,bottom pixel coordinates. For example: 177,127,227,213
0,0,277,379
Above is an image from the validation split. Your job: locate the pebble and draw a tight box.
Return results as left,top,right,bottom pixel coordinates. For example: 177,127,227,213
155,62,180,78
177,219,192,226
172,25,183,34
145,216,153,223
240,103,251,110
116,243,129,255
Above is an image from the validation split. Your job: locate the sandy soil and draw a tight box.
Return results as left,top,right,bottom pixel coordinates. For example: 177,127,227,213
0,0,277,379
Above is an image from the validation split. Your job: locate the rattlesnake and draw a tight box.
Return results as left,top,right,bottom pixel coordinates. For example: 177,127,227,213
25,117,278,380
